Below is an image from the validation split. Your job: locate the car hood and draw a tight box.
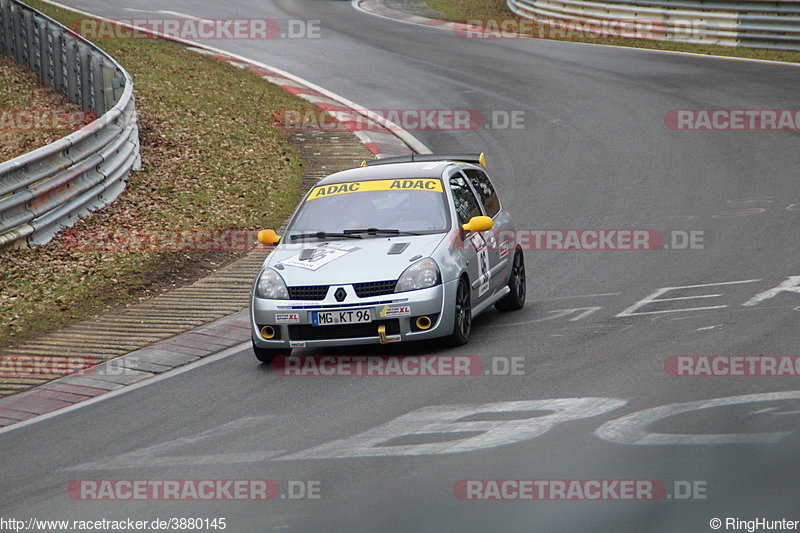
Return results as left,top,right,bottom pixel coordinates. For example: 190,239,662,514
264,233,448,286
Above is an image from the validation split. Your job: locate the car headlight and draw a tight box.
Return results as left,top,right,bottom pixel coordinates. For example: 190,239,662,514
395,258,442,292
255,268,290,299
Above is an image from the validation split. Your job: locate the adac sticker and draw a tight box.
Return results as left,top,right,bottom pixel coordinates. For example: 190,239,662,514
275,313,300,323
469,232,487,251
306,178,443,201
499,240,510,258
280,242,359,271
380,305,411,318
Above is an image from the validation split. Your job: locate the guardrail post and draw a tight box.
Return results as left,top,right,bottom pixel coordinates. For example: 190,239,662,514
40,20,54,87
9,0,20,63
0,0,8,56
101,64,116,113
21,8,32,68
64,34,78,103
50,26,63,92
31,16,43,81
112,70,125,104
77,41,91,111
91,54,105,114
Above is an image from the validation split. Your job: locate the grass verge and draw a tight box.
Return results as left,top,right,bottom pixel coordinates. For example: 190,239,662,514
0,1,320,347
426,0,800,64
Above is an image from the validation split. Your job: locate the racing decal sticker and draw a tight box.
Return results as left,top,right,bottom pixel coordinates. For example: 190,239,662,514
470,233,491,297
386,335,402,343
306,179,444,201
469,232,486,252
477,248,491,297
280,242,359,271
380,305,412,318
499,240,509,258
290,341,306,348
275,313,300,323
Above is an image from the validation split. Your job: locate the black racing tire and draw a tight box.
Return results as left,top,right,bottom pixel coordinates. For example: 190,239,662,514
447,276,472,346
495,249,526,311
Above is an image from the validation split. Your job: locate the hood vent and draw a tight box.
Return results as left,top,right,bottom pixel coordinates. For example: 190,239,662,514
388,242,410,255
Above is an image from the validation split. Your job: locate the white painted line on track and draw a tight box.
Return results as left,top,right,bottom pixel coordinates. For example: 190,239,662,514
534,307,601,322
696,324,725,332
616,279,762,317
595,391,800,445
158,10,213,22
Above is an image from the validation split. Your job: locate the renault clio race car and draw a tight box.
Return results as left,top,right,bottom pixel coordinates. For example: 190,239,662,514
249,153,525,363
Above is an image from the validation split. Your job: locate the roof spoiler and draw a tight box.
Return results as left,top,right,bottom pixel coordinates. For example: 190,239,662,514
361,152,486,169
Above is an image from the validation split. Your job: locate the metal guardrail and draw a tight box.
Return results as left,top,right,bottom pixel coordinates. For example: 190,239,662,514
0,0,140,250
507,0,800,50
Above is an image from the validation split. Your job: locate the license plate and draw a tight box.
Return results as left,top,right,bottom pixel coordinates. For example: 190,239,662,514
312,309,372,326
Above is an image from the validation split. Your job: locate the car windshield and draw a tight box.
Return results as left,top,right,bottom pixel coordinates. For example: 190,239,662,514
286,178,450,238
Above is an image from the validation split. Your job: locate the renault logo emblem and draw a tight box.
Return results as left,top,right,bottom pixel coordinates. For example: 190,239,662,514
334,288,347,302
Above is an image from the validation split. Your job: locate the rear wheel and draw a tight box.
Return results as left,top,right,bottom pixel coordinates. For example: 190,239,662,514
252,340,291,364
447,277,472,346
495,249,526,311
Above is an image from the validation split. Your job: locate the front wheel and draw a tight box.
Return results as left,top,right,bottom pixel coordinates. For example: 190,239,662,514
495,249,526,311
252,340,292,364
446,277,472,346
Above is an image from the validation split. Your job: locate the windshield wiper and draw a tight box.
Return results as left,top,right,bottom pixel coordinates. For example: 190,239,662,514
342,228,425,236
289,232,363,241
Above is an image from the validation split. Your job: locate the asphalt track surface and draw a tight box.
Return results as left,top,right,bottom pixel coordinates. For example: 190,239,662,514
2,1,800,531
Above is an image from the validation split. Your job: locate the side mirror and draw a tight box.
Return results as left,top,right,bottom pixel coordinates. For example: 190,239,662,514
461,216,493,233
257,229,281,245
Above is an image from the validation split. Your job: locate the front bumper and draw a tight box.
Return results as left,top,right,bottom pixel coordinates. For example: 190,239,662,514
250,280,457,349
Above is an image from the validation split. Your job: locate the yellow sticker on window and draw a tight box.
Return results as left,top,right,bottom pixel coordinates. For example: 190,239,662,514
306,179,443,201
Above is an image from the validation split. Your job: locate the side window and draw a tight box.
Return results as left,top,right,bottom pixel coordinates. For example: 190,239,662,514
463,168,500,218
449,174,483,226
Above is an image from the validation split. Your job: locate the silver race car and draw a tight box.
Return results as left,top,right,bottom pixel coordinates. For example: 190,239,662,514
249,153,525,362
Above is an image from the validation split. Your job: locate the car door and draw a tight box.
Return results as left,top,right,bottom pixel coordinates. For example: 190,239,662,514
462,166,511,298
447,171,491,305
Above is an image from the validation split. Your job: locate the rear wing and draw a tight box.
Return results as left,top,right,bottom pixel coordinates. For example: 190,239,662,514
361,152,486,168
